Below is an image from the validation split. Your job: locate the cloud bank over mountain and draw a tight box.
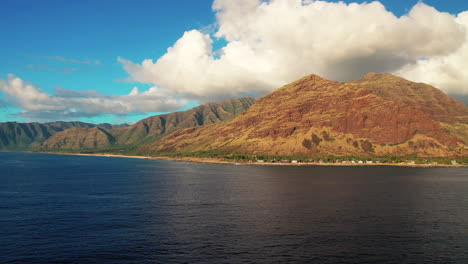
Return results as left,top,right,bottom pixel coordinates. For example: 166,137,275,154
0,74,184,121
2,0,468,121
121,0,468,99
397,10,468,95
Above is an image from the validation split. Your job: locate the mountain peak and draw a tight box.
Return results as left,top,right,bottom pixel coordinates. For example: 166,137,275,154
290,73,332,85
141,73,467,157
363,72,380,79
273,74,340,96
361,72,403,81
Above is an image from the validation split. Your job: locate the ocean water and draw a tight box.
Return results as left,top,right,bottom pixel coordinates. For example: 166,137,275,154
1,152,467,264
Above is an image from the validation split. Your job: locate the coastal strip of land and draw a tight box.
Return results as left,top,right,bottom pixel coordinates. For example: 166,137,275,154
41,152,468,168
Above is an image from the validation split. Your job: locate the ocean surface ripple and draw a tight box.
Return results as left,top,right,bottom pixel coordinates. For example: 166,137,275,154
1,152,467,264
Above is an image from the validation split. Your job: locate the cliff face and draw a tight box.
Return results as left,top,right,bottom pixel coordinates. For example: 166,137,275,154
0,121,126,151
139,73,467,158
40,97,256,151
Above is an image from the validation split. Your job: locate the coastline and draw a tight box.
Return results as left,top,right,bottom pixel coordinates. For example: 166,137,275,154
42,152,468,168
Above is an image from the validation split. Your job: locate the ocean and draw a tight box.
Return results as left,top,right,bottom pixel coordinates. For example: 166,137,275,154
1,152,467,264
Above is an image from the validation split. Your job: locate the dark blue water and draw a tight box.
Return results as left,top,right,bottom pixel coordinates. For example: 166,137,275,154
1,152,467,264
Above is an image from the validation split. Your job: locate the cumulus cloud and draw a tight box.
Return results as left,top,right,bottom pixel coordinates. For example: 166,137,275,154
120,0,468,100
398,11,468,95
0,74,184,121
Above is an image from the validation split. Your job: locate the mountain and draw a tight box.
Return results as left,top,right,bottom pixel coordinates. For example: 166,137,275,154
349,73,468,144
139,73,467,158
40,97,256,151
348,73,468,123
0,121,128,151
109,96,257,146
38,127,116,151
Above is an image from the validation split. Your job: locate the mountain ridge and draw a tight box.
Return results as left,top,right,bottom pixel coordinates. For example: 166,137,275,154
6,72,467,159
349,72,468,123
0,121,128,151
40,97,256,151
139,73,467,158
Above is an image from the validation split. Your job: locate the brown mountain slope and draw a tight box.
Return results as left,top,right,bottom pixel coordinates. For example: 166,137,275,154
41,127,115,150
111,96,256,146
40,97,256,151
348,73,468,123
140,74,467,157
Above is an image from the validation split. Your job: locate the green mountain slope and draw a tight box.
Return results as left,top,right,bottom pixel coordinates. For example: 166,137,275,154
0,121,127,151
40,97,256,151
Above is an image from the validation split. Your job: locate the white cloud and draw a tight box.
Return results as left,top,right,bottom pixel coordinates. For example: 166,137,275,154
0,74,184,121
120,0,468,99
398,11,468,95
0,74,56,111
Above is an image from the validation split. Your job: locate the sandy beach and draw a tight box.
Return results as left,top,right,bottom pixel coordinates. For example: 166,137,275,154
42,152,468,168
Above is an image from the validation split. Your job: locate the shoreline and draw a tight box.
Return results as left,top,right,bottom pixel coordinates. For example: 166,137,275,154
41,152,468,168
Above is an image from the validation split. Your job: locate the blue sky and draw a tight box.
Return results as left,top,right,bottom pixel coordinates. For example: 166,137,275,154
1,0,467,124
1,0,216,123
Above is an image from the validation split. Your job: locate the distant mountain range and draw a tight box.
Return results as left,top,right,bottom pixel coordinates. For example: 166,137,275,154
39,97,256,151
0,121,129,151
139,73,467,158
2,73,467,159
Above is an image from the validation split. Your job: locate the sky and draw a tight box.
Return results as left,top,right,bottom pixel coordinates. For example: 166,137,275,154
1,0,468,124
